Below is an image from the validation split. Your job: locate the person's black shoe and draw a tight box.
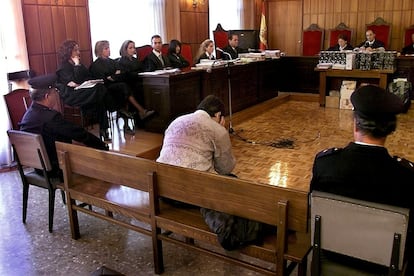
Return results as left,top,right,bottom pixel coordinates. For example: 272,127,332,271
100,129,111,143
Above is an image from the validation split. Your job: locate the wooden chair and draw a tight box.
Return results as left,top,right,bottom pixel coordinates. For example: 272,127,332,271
311,191,409,276
213,23,229,59
7,130,66,233
366,17,391,49
328,22,353,48
136,45,153,62
4,89,30,130
303,23,324,56
404,24,414,47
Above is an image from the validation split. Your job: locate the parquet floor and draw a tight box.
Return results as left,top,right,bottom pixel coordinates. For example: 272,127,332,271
229,94,414,192
108,93,414,193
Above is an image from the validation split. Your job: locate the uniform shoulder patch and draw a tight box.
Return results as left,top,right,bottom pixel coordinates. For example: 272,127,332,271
316,147,342,158
393,156,414,171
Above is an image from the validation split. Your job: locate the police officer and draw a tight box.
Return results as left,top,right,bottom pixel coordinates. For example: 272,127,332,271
310,84,413,273
20,74,108,178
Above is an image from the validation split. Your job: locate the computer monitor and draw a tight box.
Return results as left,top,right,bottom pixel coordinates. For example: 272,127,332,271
230,30,259,50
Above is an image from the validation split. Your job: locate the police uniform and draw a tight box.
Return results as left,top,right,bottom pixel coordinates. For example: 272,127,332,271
19,74,108,175
310,85,414,270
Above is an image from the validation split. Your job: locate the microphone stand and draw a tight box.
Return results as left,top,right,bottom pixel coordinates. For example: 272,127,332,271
226,60,234,134
215,47,235,134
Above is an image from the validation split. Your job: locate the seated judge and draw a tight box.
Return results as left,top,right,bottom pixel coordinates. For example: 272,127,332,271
402,33,414,55
143,35,171,71
195,39,215,64
358,29,385,51
222,32,246,60
20,74,108,178
167,39,190,69
327,34,353,51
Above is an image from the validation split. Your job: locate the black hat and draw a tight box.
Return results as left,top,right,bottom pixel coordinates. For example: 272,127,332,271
28,74,57,90
350,85,404,119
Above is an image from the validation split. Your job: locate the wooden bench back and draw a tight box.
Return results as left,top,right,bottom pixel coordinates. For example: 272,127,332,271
155,162,309,232
56,142,157,191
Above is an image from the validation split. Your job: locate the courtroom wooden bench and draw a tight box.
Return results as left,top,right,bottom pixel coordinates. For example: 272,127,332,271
56,142,157,242
149,162,311,275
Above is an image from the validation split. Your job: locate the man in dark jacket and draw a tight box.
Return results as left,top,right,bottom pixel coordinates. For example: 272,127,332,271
222,32,247,60
19,74,108,178
310,84,414,274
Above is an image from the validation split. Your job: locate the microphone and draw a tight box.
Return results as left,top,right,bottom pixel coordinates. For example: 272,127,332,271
364,41,370,48
216,47,232,60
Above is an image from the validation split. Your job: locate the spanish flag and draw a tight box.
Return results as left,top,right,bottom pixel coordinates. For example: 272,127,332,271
259,1,267,51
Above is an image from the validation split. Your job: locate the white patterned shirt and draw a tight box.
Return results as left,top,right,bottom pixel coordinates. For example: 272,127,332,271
157,110,236,174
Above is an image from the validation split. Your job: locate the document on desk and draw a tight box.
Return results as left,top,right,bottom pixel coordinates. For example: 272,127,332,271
139,68,181,76
74,79,104,90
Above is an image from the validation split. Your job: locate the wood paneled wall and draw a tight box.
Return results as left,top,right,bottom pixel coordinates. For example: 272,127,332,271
22,0,92,76
303,0,414,51
263,0,414,56
179,0,209,62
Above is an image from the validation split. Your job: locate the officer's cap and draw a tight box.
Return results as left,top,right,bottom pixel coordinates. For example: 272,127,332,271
28,74,57,90
350,85,404,119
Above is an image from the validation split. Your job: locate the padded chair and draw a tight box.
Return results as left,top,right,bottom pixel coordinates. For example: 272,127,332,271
213,23,229,59
311,191,409,276
136,45,153,62
328,22,353,48
303,23,324,56
404,24,414,47
4,89,30,130
161,43,169,56
7,130,66,233
366,17,391,49
180,43,193,69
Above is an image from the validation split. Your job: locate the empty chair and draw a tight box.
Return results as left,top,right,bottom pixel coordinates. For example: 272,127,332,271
213,23,229,59
303,23,324,56
4,89,30,130
7,130,66,233
311,191,409,276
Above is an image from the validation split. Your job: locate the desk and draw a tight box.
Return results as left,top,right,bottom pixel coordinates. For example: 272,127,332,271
140,70,201,133
140,59,280,133
316,68,395,106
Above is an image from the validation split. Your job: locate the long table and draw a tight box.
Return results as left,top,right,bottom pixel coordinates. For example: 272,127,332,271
140,59,280,133
315,68,395,106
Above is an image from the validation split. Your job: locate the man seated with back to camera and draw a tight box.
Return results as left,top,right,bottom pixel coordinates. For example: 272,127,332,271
19,74,108,180
156,95,265,250
222,32,247,60
310,84,414,274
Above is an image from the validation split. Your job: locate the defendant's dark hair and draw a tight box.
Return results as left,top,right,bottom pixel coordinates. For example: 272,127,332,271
197,95,225,117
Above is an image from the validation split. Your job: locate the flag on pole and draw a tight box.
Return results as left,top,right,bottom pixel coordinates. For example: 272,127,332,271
259,0,268,51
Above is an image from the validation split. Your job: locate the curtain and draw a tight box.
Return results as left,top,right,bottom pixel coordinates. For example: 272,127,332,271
209,0,243,39
89,0,167,57
0,0,29,167
240,0,255,29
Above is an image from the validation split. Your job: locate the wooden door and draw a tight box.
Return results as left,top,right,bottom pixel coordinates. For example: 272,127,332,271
268,0,302,56
21,0,92,76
